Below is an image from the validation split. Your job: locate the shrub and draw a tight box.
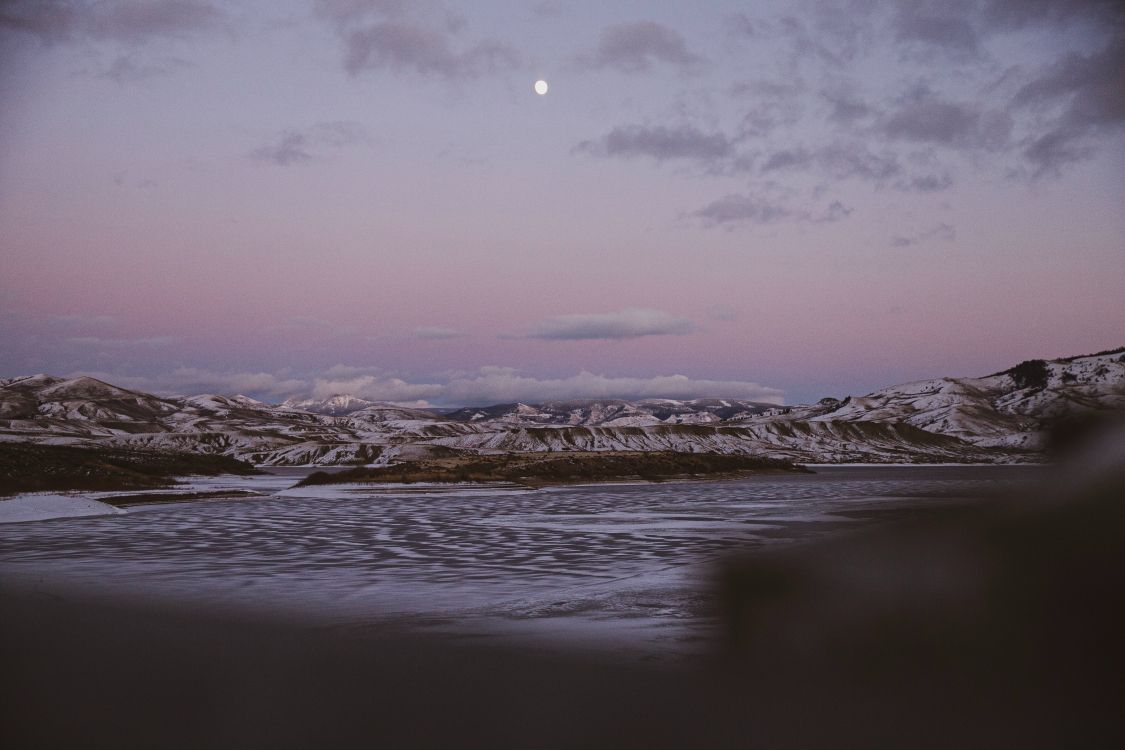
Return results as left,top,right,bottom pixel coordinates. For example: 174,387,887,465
1006,359,1049,390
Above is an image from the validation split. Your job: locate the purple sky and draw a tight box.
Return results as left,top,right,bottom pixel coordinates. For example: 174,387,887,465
1,0,1123,405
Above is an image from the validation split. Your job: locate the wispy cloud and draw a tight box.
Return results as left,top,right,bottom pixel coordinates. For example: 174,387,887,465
0,0,224,44
66,336,175,347
577,21,702,73
413,326,463,340
262,315,360,338
891,222,957,248
154,367,308,398
48,313,116,327
575,124,735,162
314,0,522,79
510,309,697,341
693,194,793,226
48,362,785,407
879,84,1012,150
707,305,738,322
1011,37,1125,176
693,194,852,227
573,0,1124,232
311,366,784,406
893,8,981,61
249,122,370,166
97,53,192,82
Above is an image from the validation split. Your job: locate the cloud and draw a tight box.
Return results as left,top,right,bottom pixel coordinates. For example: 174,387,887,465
0,0,223,44
568,2,1123,229
86,0,221,42
314,1,521,79
48,313,116,327
38,362,786,407
750,140,950,194
771,12,861,68
824,141,905,182
761,148,812,172
154,367,308,398
315,367,784,406
341,22,520,77
310,374,443,402
819,200,854,222
1020,130,1095,177
893,9,980,59
100,53,191,82
413,326,463,340
249,121,370,166
531,2,566,19
567,0,1122,234
753,141,902,183
731,79,806,137
262,316,335,334
693,194,794,226
313,0,411,26
978,0,1125,31
882,98,980,144
821,88,874,124
726,12,770,40
575,124,734,162
438,368,785,406
65,335,175,347
901,172,954,192
693,194,853,227
707,305,738,321
880,85,1012,150
1010,38,1125,175
579,21,702,73
511,309,697,341
249,133,313,166
261,316,361,339
890,222,957,247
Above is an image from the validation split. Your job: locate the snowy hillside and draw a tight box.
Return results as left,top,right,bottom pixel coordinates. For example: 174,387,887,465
798,350,1125,451
442,398,774,426
1,348,1121,465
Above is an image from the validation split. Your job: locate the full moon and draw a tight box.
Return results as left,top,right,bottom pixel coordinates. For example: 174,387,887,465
534,79,549,96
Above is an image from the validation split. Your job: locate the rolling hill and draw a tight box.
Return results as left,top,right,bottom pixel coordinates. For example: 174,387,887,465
1,348,1121,466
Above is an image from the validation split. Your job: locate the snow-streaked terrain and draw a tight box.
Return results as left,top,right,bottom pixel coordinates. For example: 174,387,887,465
0,494,125,524
1,349,1121,465
0,466,1044,658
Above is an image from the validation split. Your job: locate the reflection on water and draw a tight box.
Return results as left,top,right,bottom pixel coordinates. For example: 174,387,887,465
0,466,1041,657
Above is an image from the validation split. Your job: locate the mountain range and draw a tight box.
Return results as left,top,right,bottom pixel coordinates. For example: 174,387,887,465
1,348,1121,466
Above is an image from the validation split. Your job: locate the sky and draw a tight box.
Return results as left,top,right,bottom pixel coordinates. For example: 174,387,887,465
0,0,1122,406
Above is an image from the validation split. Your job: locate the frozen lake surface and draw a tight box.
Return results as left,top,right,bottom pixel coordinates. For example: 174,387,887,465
0,466,1042,660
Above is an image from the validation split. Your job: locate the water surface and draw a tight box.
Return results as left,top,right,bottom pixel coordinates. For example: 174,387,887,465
0,466,1041,659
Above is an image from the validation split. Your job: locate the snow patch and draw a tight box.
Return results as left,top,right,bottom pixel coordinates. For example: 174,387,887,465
0,494,126,524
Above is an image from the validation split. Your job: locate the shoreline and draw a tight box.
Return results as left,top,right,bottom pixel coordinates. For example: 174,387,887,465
289,468,806,493
0,461,1049,523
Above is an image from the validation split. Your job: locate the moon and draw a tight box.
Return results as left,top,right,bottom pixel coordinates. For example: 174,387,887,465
534,79,549,96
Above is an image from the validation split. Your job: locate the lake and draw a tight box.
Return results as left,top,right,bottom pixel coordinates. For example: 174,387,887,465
0,465,1043,660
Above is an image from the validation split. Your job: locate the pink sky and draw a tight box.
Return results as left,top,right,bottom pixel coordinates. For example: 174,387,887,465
1,1,1122,404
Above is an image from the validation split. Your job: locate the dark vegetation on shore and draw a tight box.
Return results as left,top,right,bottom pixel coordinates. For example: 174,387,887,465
0,443,261,497
95,489,265,507
298,451,807,488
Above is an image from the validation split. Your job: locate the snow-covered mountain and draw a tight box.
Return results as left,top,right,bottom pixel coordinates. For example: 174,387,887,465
282,394,378,416
442,398,775,427
743,350,1125,452
1,348,1121,465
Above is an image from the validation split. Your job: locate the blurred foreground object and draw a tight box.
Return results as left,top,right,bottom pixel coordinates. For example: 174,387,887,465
718,415,1125,748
